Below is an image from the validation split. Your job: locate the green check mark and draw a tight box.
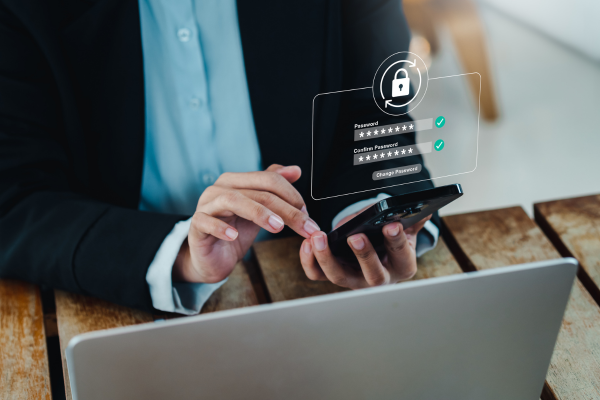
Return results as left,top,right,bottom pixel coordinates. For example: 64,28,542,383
435,139,445,151
435,116,445,128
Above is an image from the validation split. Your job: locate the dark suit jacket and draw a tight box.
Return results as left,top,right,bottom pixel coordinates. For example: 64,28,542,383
0,0,436,312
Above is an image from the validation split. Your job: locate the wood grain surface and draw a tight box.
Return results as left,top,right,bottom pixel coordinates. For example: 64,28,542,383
443,206,600,400
0,280,51,400
252,235,463,303
55,261,258,399
535,195,600,303
197,261,259,313
252,237,347,302
55,290,154,400
413,236,463,280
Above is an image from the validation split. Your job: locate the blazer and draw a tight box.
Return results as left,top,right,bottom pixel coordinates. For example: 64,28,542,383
0,0,436,312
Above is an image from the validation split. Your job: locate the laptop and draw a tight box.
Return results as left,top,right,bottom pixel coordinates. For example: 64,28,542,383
66,258,577,400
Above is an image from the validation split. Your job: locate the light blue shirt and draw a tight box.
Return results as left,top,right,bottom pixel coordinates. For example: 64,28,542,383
137,0,439,315
138,0,259,314
138,0,260,215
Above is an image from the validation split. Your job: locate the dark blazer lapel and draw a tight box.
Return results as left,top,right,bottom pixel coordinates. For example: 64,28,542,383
237,1,341,174
61,0,146,207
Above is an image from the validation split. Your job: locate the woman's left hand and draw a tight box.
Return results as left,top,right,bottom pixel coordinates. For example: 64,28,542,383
299,209,431,289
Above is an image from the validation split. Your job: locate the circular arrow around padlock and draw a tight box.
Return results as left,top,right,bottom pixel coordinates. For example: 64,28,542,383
379,59,421,108
372,51,429,116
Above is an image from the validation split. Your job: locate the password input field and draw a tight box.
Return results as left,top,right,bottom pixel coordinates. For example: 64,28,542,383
354,118,433,141
353,142,432,165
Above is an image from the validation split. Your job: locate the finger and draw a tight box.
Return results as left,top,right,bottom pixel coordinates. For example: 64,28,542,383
404,216,432,250
265,164,302,184
382,222,417,281
189,211,239,243
240,189,319,238
264,163,284,172
200,188,287,234
299,239,327,281
311,232,366,289
347,234,391,286
214,170,305,211
184,213,239,283
405,215,432,236
267,164,307,214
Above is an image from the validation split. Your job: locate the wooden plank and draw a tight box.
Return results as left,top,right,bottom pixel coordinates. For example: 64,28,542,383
443,206,600,400
55,261,258,399
0,280,51,400
252,236,462,303
535,195,600,303
55,291,154,400
413,237,463,280
199,261,260,313
253,237,347,302
443,207,561,270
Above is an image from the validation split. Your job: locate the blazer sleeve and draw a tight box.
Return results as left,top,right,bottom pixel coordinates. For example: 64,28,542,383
0,4,182,312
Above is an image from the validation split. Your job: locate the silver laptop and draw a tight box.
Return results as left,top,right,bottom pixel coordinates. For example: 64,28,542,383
67,258,577,400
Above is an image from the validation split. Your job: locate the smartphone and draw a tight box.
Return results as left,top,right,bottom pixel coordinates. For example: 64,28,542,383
328,184,463,263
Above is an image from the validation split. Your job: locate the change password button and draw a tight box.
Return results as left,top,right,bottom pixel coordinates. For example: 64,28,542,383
372,164,422,180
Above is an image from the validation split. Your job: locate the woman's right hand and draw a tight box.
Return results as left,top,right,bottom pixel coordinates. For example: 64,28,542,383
172,164,320,284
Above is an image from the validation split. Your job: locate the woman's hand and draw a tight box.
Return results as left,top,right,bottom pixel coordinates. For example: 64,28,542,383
299,207,431,289
172,164,320,283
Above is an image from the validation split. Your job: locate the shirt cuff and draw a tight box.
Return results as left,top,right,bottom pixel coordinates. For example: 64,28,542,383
331,193,439,258
416,220,439,258
145,217,227,315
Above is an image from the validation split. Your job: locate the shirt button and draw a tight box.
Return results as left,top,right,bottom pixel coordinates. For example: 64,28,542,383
190,98,202,109
177,28,191,42
202,173,217,186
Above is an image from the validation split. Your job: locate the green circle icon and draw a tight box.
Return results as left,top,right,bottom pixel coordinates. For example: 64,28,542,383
434,139,445,151
435,116,445,128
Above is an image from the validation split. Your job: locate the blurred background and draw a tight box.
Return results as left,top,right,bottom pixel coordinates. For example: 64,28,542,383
403,0,600,216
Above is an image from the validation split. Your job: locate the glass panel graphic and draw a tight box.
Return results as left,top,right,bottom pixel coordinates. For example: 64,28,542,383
311,73,480,200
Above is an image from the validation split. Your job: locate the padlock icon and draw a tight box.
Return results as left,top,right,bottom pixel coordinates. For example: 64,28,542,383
392,68,410,97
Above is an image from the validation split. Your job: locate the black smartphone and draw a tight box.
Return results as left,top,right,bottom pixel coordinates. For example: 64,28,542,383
328,184,463,263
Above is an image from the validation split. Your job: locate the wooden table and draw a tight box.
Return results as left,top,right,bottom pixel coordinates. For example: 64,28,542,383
2,200,600,399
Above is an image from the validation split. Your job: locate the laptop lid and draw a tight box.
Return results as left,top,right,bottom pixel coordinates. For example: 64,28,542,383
67,258,577,400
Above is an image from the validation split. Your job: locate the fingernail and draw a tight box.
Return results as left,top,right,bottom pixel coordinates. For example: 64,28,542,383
304,219,320,235
268,215,284,230
301,205,308,215
276,165,296,173
313,234,327,251
302,241,312,254
349,235,365,250
388,224,400,237
225,228,238,240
